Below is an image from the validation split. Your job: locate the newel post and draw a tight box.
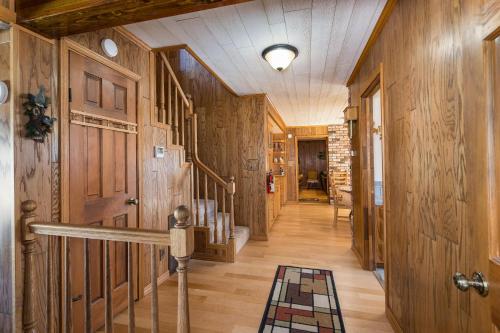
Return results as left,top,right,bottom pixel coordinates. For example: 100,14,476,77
21,200,38,333
172,205,194,333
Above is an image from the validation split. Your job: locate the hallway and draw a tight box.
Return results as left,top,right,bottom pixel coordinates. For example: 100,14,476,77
117,204,392,332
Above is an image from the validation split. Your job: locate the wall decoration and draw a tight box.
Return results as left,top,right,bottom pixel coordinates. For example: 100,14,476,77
24,86,56,143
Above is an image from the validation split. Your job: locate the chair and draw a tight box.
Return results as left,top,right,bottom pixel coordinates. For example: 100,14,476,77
330,174,352,226
306,170,320,188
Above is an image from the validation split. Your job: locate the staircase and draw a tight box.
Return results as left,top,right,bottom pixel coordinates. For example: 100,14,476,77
155,51,248,262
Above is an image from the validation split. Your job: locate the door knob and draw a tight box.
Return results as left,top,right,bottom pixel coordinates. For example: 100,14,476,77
453,272,489,297
127,198,139,206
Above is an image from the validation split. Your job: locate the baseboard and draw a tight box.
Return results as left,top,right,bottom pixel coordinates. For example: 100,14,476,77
386,305,403,333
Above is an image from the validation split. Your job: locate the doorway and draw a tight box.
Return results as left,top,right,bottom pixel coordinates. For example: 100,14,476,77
361,73,386,286
62,43,140,331
297,139,329,203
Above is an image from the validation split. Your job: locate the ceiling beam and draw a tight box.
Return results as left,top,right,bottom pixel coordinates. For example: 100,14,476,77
16,0,251,38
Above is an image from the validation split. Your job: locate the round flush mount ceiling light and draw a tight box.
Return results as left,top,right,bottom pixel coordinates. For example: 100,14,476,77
0,81,8,104
101,38,118,58
262,44,299,71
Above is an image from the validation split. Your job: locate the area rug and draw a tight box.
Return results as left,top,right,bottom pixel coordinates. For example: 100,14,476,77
259,265,345,333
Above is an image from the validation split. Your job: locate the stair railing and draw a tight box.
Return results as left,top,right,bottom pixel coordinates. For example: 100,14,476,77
156,51,236,253
21,201,194,333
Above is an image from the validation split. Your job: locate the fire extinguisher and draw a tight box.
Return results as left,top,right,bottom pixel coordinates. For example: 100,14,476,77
267,170,275,193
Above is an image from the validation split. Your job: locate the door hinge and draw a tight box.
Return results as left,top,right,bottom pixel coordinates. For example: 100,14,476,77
68,88,72,102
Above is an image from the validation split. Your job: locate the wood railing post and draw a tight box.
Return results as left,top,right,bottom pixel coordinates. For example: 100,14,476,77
228,177,236,240
22,200,38,333
172,206,194,333
185,95,193,163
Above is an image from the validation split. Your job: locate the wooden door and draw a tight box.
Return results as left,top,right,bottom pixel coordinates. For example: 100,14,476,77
486,30,500,330
68,50,138,331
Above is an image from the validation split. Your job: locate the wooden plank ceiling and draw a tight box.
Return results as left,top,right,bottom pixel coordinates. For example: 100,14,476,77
15,0,251,37
126,0,386,126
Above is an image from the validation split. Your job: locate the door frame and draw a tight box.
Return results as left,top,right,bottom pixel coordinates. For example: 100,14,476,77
359,63,389,296
295,135,329,201
59,37,144,305
484,23,500,329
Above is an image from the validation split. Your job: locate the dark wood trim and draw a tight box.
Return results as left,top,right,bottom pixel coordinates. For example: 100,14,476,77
154,44,239,96
16,0,252,38
346,0,396,86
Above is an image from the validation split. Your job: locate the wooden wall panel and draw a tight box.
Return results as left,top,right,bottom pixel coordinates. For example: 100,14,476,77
167,49,269,240
348,0,499,331
286,126,328,201
10,27,190,331
0,29,13,333
13,28,56,333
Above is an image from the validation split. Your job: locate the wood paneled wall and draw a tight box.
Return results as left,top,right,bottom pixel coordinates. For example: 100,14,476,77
9,27,191,332
286,126,328,201
166,49,269,240
348,0,499,331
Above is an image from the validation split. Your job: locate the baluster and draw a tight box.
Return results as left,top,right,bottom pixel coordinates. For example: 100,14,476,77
63,236,72,333
47,235,54,333
181,102,185,146
151,245,159,333
222,188,226,244
105,240,113,333
229,177,235,240
173,206,193,333
160,61,166,124
195,166,200,226
84,239,92,333
128,243,136,333
213,182,218,244
204,173,208,227
174,88,179,144
21,200,38,332
168,73,172,125
185,116,192,162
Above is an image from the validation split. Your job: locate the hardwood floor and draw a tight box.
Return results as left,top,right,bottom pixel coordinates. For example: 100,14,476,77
298,188,329,203
115,203,392,332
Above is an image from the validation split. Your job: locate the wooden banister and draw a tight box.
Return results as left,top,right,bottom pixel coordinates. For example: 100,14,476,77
29,223,172,246
158,52,189,106
22,201,194,333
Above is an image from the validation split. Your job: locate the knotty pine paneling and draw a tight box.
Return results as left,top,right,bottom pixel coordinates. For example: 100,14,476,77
348,0,499,331
285,126,328,201
167,49,269,240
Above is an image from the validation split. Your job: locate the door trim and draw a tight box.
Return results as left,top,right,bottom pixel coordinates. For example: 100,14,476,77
358,63,391,319
294,135,329,202
59,37,144,305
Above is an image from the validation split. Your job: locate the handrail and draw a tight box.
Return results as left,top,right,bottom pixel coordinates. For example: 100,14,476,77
159,51,190,106
29,222,172,246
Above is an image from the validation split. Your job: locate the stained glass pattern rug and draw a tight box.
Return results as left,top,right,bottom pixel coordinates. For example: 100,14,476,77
259,266,346,333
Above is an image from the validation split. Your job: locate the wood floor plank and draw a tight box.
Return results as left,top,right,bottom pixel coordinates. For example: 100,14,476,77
115,203,393,332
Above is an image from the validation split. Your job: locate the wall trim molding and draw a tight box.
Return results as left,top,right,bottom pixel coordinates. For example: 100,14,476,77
346,0,397,86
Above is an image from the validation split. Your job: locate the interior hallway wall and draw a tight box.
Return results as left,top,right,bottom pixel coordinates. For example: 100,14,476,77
167,49,269,240
348,0,498,331
11,27,192,331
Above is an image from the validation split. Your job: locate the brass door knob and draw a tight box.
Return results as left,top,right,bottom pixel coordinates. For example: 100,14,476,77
453,272,488,297
127,198,139,206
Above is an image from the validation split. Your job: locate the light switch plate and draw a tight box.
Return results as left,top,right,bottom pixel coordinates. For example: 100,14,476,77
154,146,165,158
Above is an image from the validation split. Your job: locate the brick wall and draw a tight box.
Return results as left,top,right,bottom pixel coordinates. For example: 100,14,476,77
328,124,351,202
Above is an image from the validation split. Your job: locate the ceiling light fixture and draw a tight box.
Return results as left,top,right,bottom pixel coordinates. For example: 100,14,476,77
262,44,298,71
